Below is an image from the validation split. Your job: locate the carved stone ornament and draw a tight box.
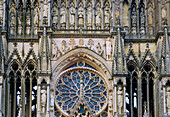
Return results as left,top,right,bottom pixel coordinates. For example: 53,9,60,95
69,2,75,28
117,86,123,114
41,86,47,113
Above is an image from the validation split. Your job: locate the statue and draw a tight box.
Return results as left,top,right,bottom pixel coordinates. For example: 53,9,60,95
10,8,15,34
69,2,75,28
162,7,166,20
96,43,102,55
87,2,92,29
148,10,153,25
41,86,47,113
26,10,31,34
117,86,123,114
18,12,22,35
167,87,170,115
61,40,67,53
140,7,145,35
78,2,84,27
43,0,48,18
34,7,39,26
96,2,101,29
52,5,58,28
132,7,137,27
104,3,110,26
60,2,66,29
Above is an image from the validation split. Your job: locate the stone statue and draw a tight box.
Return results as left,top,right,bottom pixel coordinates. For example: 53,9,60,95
96,43,102,55
34,7,39,26
132,7,137,26
41,86,47,113
60,2,66,28
104,4,110,24
148,10,153,25
52,5,58,28
140,7,145,26
167,87,170,115
26,10,31,26
87,2,92,29
96,3,101,29
61,40,67,53
50,91,54,107
162,7,166,20
78,2,84,26
10,9,15,27
43,0,48,18
69,2,75,28
117,86,123,114
18,12,22,35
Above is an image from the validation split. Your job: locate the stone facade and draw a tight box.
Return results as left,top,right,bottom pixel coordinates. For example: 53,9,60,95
0,0,170,117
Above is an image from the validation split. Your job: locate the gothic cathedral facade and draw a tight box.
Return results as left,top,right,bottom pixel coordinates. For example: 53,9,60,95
0,0,170,117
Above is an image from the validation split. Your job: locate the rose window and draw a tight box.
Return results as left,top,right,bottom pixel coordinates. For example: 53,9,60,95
55,62,107,116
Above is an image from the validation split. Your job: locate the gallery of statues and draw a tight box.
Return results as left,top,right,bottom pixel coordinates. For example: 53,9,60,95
0,0,170,117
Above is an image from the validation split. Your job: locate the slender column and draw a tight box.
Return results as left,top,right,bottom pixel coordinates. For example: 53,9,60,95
147,74,150,116
158,0,161,31
145,2,148,37
46,84,50,117
163,85,167,114
0,76,3,117
75,4,78,29
21,74,25,117
37,83,41,117
15,5,18,35
138,71,142,117
137,4,140,38
2,78,6,116
114,85,117,116
130,75,133,117
58,6,61,29
93,6,96,29
2,0,6,30
31,4,34,37
102,7,104,29
66,5,69,29
120,0,123,27
48,0,51,26
29,78,32,117
129,4,132,36
7,77,10,117
111,1,115,30
23,3,27,36
84,7,87,29
13,75,17,117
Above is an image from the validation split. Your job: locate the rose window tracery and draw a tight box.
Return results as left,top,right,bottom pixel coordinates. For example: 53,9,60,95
55,62,107,116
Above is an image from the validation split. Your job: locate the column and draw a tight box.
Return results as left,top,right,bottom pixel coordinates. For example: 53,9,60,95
2,77,6,116
23,2,26,35
2,0,6,30
111,1,115,30
93,6,96,29
114,85,117,116
163,85,167,115
40,0,43,26
138,71,142,117
102,7,104,30
15,4,18,35
48,0,51,26
130,74,133,117
0,76,3,117
13,75,17,117
136,4,140,38
37,83,41,117
66,5,69,29
84,6,87,30
129,2,132,36
7,77,10,117
120,0,123,26
31,4,34,37
75,2,78,29
46,84,50,117
158,0,161,31
29,77,32,117
21,74,25,117
147,74,150,116
145,3,148,37
58,6,61,29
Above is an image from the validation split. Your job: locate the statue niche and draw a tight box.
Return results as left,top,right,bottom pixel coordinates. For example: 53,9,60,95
34,6,39,34
140,6,145,35
26,9,31,35
131,6,137,35
96,2,101,30
69,2,75,29
86,2,92,29
104,3,110,29
78,2,84,28
9,3,16,35
60,2,66,29
117,85,123,115
52,3,58,29
41,85,47,113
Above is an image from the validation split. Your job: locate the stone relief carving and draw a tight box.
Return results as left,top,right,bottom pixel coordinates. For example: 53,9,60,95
96,2,101,29
41,86,47,113
34,7,39,26
69,38,76,49
87,39,94,49
60,2,66,29
78,2,84,27
96,42,102,55
69,2,75,29
10,4,15,35
117,86,123,114
87,2,92,29
61,40,67,53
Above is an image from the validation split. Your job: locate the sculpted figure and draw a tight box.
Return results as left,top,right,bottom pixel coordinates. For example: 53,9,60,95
117,86,123,114
132,7,137,26
148,8,153,25
167,87,170,115
43,0,48,18
104,3,110,24
162,7,166,19
87,2,92,29
78,2,84,26
69,2,75,28
140,7,145,26
106,37,111,59
41,86,47,113
10,9,15,27
60,2,66,29
52,5,58,28
96,2,101,29
34,7,39,25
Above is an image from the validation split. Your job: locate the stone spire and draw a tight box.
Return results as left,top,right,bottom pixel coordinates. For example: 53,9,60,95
39,18,50,73
112,18,126,75
162,21,170,73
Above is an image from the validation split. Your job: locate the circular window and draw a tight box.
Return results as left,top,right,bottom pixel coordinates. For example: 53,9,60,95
55,67,107,116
